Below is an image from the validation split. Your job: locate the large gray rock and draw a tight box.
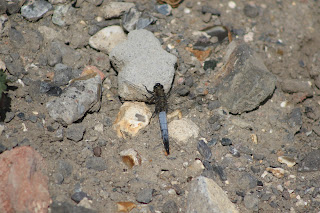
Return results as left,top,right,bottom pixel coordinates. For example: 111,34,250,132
110,29,177,101
186,176,239,213
46,70,102,125
213,41,276,114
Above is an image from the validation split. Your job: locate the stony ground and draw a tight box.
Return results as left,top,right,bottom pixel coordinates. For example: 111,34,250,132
0,0,320,212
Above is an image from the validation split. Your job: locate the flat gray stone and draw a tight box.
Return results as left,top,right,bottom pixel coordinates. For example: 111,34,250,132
136,188,154,204
213,41,276,114
98,2,135,19
21,0,53,21
298,149,320,172
66,124,86,142
46,73,102,125
86,157,107,171
186,176,239,213
110,29,177,101
243,193,259,211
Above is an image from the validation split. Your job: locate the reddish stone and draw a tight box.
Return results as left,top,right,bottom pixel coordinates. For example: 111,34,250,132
0,146,51,213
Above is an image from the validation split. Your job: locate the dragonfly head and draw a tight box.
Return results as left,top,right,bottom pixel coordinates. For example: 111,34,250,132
153,83,163,90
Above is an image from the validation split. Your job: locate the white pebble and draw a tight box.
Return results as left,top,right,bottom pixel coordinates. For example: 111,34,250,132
280,101,287,108
228,1,236,9
184,8,191,14
244,32,254,42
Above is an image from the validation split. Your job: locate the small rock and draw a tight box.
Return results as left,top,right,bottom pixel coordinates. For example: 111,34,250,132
0,0,7,14
169,118,199,143
6,0,20,15
54,173,64,184
50,201,97,213
221,137,232,146
53,63,73,86
238,173,257,191
113,102,152,138
207,137,218,146
156,4,172,16
122,7,141,32
136,188,154,204
243,3,259,18
4,111,14,123
93,147,102,157
298,149,320,172
266,167,286,178
52,4,70,26
110,29,177,101
281,79,312,95
99,2,135,19
0,146,51,213
21,0,53,21
66,124,86,142
203,25,229,42
197,140,212,160
57,160,73,178
71,191,89,203
201,5,221,16
46,66,104,125
86,157,107,171
214,41,276,114
117,202,136,213
89,26,127,54
278,156,296,168
287,108,302,133
229,146,240,157
207,100,221,110
243,193,259,211
176,85,190,96
203,60,217,71
186,176,239,213
162,200,178,213
119,148,142,168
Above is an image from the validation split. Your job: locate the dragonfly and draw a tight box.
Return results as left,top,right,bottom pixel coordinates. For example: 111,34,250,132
145,83,170,155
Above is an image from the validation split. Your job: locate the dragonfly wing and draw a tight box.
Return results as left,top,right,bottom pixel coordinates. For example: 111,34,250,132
159,111,169,154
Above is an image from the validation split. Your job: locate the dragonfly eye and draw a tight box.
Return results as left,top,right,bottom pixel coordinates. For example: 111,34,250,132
154,83,162,90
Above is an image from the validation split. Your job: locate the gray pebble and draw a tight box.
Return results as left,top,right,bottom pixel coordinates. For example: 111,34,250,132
66,124,86,142
54,173,64,184
207,100,221,111
243,4,259,18
208,115,220,124
53,63,73,86
156,4,172,16
0,0,7,14
229,146,240,157
25,95,33,103
28,115,38,123
4,112,15,123
21,0,53,21
50,201,97,213
201,5,221,16
136,188,154,204
298,149,320,172
221,137,232,146
176,85,190,96
162,200,178,213
9,27,25,47
261,192,272,201
86,157,107,171
47,42,63,67
243,193,259,211
207,137,218,147
88,25,101,36
197,140,212,160
238,173,257,191
71,191,89,203
7,0,20,15
58,160,73,178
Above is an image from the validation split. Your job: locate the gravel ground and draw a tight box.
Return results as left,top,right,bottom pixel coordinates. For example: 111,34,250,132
0,0,320,212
